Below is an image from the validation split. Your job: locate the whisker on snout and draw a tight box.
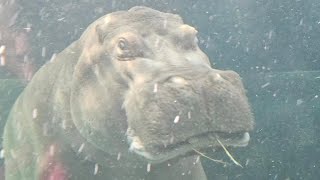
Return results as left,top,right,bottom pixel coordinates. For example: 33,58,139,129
192,148,227,166
215,137,243,168
191,137,244,168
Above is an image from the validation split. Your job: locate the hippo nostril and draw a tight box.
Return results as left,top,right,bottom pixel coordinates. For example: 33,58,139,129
210,73,224,82
168,76,188,85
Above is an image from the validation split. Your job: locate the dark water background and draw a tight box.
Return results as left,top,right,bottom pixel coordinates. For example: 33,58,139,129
1,0,320,179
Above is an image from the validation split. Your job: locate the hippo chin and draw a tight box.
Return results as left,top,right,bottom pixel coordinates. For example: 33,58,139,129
3,6,254,180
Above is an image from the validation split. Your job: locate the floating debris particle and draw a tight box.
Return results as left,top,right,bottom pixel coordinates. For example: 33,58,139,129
167,163,171,166
0,45,6,53
94,163,99,175
0,149,5,159
153,83,158,93
117,152,121,160
147,163,151,172
196,155,200,163
41,47,46,57
42,123,49,136
0,45,6,66
296,99,304,106
57,17,65,21
226,36,232,43
78,143,85,154
268,30,273,39
245,159,250,166
187,111,191,119
299,18,304,26
32,108,38,119
49,144,55,156
174,115,180,123
261,82,270,88
24,23,32,32
170,136,175,144
62,119,67,129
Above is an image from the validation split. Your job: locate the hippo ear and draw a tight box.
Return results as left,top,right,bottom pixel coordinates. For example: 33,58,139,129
95,24,105,44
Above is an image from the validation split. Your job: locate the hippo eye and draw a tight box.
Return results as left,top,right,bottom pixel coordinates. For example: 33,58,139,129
118,38,129,50
116,34,145,60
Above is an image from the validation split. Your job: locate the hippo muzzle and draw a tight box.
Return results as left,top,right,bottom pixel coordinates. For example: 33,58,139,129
124,66,253,163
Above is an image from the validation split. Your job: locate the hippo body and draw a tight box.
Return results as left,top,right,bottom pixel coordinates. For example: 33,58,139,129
3,7,254,180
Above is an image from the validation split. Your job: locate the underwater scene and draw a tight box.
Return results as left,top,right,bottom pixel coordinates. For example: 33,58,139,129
0,0,319,179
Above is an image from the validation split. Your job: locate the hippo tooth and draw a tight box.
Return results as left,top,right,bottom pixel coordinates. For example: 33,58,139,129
129,136,145,151
240,132,250,145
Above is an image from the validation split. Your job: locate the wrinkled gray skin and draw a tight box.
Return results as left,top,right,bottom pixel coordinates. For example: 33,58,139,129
3,6,254,180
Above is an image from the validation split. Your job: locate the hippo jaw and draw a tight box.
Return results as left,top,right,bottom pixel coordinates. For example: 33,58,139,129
127,130,250,163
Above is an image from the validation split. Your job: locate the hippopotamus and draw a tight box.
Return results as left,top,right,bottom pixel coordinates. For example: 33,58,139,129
3,6,254,180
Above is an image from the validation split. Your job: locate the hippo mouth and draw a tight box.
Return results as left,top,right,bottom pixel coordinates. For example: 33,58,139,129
128,131,250,163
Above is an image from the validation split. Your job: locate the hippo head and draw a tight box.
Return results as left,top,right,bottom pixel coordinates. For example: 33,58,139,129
70,6,254,163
